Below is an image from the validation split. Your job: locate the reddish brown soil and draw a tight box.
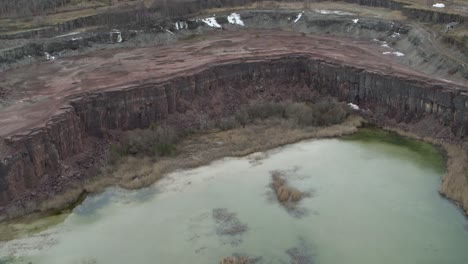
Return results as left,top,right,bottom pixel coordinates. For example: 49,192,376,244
1,30,465,139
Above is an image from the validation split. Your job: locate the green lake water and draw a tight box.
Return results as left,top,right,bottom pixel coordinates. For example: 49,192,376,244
1,129,467,264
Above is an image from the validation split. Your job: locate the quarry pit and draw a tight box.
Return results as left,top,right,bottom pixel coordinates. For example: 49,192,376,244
0,1,467,263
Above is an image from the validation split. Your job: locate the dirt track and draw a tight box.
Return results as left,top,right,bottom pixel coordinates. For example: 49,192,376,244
0,29,466,139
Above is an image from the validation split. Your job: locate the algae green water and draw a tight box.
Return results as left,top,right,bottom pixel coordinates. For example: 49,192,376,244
1,129,467,264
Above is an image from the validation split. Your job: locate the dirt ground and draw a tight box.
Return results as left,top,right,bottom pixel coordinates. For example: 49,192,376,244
0,29,465,139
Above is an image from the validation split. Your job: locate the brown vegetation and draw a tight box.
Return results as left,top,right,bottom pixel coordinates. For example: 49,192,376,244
108,99,352,166
234,97,350,128
220,256,249,264
0,100,362,225
220,256,260,264
38,114,363,215
270,170,304,206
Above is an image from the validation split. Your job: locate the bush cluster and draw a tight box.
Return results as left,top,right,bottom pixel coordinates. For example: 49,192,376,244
233,96,349,128
109,97,350,162
109,125,179,164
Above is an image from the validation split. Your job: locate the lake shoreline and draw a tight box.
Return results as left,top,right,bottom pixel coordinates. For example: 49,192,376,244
0,113,466,232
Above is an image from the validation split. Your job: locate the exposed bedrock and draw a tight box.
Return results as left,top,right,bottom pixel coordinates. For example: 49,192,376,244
327,0,466,23
1,55,467,214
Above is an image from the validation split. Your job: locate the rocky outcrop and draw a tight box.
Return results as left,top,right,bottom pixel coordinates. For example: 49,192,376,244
335,0,466,23
0,54,467,214
402,7,466,24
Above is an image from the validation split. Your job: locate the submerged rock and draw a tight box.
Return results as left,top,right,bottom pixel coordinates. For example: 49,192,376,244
286,247,314,264
285,238,315,264
219,254,261,264
212,208,248,246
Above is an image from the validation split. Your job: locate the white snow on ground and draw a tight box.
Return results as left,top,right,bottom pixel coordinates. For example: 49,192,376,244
158,26,174,35
228,13,245,26
316,10,354,16
348,103,359,110
381,41,390,48
391,32,400,38
433,3,445,8
44,52,55,61
54,31,79,38
175,21,188,30
200,17,222,28
294,11,304,23
383,51,405,57
111,29,122,43
352,19,359,23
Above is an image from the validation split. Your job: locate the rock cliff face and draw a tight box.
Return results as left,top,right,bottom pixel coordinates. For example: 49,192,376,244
334,0,466,23
1,55,467,212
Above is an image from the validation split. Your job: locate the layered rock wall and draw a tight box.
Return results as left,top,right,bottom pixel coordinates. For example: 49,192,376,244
1,55,467,209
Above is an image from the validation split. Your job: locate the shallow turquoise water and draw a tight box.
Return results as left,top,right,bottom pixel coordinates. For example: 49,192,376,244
1,131,467,264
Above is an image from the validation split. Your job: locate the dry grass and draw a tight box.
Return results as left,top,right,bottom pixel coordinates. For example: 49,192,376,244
111,115,362,190
220,256,251,264
0,114,362,230
0,212,68,241
439,143,468,215
271,171,303,204
25,115,363,219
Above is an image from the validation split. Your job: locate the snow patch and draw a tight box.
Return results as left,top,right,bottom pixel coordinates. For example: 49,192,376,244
383,51,405,57
352,19,359,23
433,3,445,8
227,13,245,26
381,41,390,48
199,17,221,28
44,52,55,61
111,29,122,43
294,12,304,23
165,29,174,35
54,31,79,38
316,10,354,16
391,32,400,38
348,103,359,110
175,21,188,30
